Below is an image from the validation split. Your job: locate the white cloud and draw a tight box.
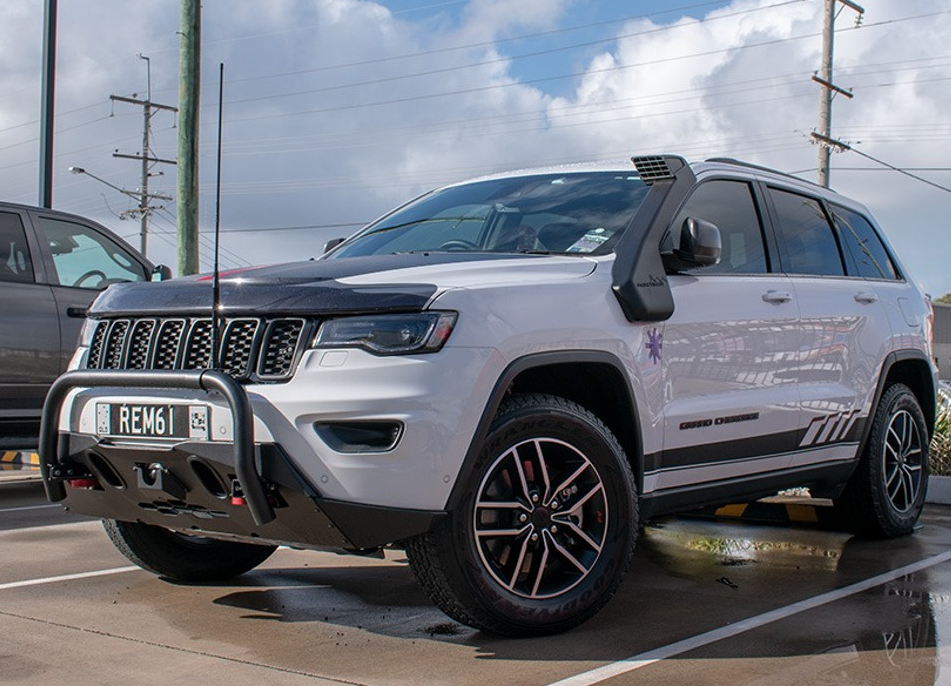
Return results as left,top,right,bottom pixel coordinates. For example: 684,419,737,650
1,0,949,296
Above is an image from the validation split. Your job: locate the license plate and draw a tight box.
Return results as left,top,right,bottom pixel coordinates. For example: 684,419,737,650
96,403,209,440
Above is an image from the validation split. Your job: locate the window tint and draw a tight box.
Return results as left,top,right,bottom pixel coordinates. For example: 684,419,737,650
769,188,844,277
830,205,899,280
670,180,768,274
0,212,35,283
34,217,147,289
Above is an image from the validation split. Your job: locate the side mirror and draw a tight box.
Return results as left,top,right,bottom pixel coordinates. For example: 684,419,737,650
663,217,721,270
151,264,172,281
323,237,345,254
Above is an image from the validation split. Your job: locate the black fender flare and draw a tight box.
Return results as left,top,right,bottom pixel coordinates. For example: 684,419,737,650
445,350,644,511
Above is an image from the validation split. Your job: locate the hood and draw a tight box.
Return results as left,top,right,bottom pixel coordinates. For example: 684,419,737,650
89,252,597,317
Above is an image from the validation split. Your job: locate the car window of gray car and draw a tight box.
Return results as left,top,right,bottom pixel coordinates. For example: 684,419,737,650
0,211,36,283
34,217,147,289
768,188,845,277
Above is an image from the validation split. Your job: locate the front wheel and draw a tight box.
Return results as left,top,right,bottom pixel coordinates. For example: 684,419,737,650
103,519,277,582
835,383,929,538
406,393,638,636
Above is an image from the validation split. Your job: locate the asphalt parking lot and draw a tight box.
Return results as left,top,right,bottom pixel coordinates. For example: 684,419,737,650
2,471,950,686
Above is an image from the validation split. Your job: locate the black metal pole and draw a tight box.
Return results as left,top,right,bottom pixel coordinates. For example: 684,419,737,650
39,0,58,208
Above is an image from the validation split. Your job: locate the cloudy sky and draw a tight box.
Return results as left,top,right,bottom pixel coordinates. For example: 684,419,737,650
2,0,950,296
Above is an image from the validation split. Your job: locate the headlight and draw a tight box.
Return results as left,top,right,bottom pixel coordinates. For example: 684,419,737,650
313,312,457,355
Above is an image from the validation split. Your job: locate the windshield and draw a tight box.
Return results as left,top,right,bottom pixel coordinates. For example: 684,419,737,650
331,172,650,258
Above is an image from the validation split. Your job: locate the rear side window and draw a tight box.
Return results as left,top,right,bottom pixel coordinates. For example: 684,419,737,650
769,188,844,277
0,211,35,283
670,180,768,274
830,205,899,280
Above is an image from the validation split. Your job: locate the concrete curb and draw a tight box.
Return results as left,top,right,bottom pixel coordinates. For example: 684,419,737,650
684,497,844,529
1,450,39,467
929,475,951,505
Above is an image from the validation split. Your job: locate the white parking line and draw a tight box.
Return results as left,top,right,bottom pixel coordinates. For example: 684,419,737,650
546,549,951,686
0,503,59,513
0,566,139,592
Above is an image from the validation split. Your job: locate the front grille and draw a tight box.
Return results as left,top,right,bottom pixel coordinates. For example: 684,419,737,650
83,316,310,383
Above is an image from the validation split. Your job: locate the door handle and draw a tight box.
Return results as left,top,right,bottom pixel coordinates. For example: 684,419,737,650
854,291,879,304
762,290,793,304
66,306,87,318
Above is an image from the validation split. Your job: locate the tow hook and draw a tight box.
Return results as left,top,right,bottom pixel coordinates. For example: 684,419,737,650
134,462,187,500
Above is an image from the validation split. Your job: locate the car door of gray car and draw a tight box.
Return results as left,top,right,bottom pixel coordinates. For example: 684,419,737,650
30,212,150,372
0,209,60,434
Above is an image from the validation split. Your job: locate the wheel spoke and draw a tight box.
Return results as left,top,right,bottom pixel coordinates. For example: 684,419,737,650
531,536,551,597
476,524,531,538
552,518,603,554
510,449,533,504
508,531,533,590
884,463,901,490
534,440,553,505
563,482,604,516
547,531,590,575
476,500,530,511
551,462,591,503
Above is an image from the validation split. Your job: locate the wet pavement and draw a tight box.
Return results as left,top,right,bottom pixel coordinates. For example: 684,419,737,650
1,477,949,685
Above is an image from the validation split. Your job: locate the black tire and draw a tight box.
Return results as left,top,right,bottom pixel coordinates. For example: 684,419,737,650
835,383,929,538
406,393,638,636
103,519,277,582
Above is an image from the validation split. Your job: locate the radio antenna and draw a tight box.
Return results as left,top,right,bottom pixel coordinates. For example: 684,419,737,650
211,62,225,370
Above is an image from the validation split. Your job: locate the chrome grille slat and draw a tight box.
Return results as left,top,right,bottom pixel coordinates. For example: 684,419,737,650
81,316,305,383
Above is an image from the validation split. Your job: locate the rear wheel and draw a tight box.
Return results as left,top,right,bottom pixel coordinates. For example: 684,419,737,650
103,519,277,582
406,393,637,636
835,383,929,538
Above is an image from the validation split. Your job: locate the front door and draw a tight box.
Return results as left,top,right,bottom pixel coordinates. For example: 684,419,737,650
651,179,802,494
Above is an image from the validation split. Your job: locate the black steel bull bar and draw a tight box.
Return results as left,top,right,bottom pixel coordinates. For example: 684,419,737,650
39,369,276,526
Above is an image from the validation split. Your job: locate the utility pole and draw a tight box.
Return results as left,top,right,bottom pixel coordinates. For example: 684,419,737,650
177,0,201,276
39,0,57,208
812,0,863,188
110,56,177,258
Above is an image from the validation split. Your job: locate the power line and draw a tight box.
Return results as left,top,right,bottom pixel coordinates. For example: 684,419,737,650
225,0,804,107
223,9,951,126
810,133,951,195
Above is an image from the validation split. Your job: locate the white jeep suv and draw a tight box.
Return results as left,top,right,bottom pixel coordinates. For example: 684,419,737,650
40,155,937,636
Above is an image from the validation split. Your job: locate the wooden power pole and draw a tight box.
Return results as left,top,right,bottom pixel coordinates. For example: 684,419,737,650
177,0,201,276
813,0,864,188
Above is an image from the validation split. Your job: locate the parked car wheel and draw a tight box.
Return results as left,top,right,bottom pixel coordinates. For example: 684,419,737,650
835,383,929,538
103,519,277,582
406,393,637,636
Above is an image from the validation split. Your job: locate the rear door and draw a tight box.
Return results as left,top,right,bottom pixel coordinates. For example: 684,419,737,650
0,208,60,429
655,178,801,493
764,187,890,470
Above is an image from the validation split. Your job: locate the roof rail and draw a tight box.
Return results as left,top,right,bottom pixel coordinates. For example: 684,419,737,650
704,157,825,189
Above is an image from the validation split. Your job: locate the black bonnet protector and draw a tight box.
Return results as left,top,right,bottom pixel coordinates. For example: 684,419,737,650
90,253,528,317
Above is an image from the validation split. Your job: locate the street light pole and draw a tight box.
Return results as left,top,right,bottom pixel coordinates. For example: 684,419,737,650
39,0,58,208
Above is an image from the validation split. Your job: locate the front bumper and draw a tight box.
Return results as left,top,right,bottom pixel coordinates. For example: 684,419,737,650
40,370,444,550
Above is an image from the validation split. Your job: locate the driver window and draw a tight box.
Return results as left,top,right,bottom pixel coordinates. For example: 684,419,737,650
34,217,147,289
670,180,769,274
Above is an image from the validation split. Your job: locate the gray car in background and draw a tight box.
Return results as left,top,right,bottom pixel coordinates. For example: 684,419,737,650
0,202,165,444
